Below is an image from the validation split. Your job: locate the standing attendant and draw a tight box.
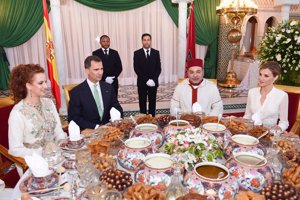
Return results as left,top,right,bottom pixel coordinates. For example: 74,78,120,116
133,33,161,116
93,35,123,97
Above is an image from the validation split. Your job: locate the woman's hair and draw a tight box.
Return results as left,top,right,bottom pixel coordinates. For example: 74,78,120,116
9,64,45,103
259,61,281,77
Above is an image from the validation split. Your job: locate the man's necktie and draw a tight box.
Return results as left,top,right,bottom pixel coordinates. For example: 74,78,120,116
189,84,198,104
104,49,108,59
93,84,103,118
146,50,150,59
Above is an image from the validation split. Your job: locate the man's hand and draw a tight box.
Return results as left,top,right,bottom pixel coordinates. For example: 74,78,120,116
105,76,115,84
146,79,155,87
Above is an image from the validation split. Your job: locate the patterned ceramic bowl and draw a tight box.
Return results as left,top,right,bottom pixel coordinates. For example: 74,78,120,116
185,162,239,200
66,137,85,149
31,171,58,190
117,137,153,171
202,123,231,148
225,134,264,158
130,123,164,148
135,153,174,190
164,120,191,142
226,152,273,192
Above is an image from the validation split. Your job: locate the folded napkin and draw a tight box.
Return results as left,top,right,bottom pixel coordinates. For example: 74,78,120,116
24,153,52,177
0,179,4,191
68,120,82,141
252,111,262,126
110,107,121,122
192,102,202,113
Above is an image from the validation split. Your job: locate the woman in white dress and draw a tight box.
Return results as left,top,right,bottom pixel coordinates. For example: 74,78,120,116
244,61,289,131
8,64,67,160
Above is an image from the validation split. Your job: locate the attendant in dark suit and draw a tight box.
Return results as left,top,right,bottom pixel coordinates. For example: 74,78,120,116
92,35,122,97
68,56,123,130
134,33,161,116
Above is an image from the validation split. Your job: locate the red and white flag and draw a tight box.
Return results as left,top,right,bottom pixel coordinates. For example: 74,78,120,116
42,0,61,109
185,1,196,78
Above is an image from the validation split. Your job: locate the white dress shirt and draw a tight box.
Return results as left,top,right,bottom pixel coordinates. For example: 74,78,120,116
170,79,223,116
102,47,110,55
143,48,151,57
244,86,289,131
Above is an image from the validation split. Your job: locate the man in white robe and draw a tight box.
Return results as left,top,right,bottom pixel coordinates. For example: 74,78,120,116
170,59,223,116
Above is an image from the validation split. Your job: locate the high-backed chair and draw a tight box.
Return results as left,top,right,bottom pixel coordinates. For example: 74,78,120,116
275,84,300,134
62,83,78,109
0,102,27,187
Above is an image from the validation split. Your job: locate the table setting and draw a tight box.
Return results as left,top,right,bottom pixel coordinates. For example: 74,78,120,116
11,113,300,200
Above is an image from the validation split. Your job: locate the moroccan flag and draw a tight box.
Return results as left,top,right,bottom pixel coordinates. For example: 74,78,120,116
42,0,61,109
185,1,196,78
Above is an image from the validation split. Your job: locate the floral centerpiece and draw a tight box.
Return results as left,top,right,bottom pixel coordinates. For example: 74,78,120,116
258,20,300,86
164,128,223,170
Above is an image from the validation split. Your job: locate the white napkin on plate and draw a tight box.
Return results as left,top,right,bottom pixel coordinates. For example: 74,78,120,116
24,153,52,177
110,107,121,122
192,102,202,113
252,111,262,126
68,120,82,141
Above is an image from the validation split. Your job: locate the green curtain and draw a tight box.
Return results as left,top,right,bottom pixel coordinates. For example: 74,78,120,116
162,0,220,78
74,0,155,11
0,0,46,89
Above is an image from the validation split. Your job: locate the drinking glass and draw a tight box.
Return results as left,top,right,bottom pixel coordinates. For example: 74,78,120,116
166,154,188,200
76,149,92,165
266,147,282,181
86,182,107,200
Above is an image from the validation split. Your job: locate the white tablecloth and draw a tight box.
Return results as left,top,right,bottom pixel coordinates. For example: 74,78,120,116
227,60,260,90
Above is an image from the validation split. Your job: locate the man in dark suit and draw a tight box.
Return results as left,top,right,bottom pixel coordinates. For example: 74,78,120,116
92,35,122,97
68,55,123,130
134,33,161,116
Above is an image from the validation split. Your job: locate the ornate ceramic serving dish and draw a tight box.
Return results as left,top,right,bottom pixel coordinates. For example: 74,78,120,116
20,172,59,193
164,120,191,142
135,153,174,190
185,162,239,200
226,152,273,192
130,123,164,148
224,134,264,158
117,137,152,171
202,123,231,148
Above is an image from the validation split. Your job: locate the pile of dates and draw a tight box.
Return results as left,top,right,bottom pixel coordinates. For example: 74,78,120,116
261,182,299,200
99,168,133,191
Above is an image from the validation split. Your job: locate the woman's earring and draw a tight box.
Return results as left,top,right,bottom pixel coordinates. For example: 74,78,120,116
30,90,32,98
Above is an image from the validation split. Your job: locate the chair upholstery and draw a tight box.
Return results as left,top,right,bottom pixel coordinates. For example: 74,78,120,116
287,92,300,132
0,102,27,187
62,83,78,109
275,84,300,133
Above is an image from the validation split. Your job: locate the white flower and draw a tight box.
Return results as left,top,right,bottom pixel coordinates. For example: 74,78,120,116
283,38,291,44
275,34,282,42
291,21,297,26
95,36,100,43
276,54,282,61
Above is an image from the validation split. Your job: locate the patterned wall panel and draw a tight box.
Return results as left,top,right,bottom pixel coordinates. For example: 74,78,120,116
217,17,234,81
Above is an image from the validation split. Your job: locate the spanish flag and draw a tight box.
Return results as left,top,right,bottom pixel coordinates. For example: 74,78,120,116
42,0,61,109
185,1,196,78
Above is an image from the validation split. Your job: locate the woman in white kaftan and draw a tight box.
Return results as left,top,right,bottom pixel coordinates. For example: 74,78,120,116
8,64,67,159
